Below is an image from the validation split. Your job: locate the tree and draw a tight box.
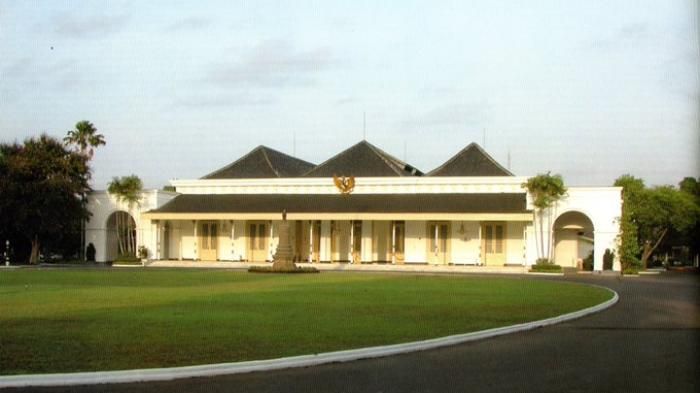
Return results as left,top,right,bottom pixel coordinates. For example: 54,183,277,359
63,120,106,159
678,177,700,261
615,175,698,269
107,175,143,257
0,135,91,264
522,172,568,261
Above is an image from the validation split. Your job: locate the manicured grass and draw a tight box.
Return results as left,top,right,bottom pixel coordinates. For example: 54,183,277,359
0,269,612,375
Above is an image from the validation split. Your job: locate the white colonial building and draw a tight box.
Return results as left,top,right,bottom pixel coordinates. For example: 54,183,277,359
85,141,622,271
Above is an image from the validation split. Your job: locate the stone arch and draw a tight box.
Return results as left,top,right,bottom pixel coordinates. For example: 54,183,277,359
553,210,595,269
105,210,137,261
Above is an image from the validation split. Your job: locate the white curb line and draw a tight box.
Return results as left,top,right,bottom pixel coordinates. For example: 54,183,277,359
0,286,618,388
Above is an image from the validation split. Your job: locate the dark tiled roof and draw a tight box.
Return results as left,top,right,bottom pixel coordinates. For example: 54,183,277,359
428,143,513,176
202,146,315,179
150,193,528,214
302,141,423,177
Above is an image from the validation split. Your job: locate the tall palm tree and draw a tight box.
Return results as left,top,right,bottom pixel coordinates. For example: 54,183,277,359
64,120,106,159
108,175,143,257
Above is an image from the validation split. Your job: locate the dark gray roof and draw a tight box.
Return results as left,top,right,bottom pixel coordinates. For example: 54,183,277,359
202,146,315,179
150,193,528,214
428,143,513,176
302,141,423,177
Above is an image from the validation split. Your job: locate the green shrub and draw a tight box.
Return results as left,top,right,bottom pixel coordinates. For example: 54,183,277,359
248,266,319,274
603,249,614,270
582,251,594,271
86,243,96,262
622,266,639,275
529,259,563,273
116,254,139,263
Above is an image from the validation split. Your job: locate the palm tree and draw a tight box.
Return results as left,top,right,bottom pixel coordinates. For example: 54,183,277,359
108,175,143,257
522,172,567,262
64,120,106,159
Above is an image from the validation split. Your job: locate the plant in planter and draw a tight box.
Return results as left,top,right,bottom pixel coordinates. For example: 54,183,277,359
529,258,563,273
137,245,148,260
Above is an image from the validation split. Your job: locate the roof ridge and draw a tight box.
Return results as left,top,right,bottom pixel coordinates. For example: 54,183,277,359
301,141,362,176
427,142,513,176
259,146,281,178
200,145,265,179
363,141,406,176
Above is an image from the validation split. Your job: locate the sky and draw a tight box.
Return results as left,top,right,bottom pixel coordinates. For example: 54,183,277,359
1,0,698,189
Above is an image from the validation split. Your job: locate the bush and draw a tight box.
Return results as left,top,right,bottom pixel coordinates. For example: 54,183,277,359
582,251,594,271
248,266,319,274
116,254,139,263
622,266,639,275
529,259,563,273
603,249,614,270
138,245,148,260
86,243,96,262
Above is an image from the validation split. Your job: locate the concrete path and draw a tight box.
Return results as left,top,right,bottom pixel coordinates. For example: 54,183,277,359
4,273,698,393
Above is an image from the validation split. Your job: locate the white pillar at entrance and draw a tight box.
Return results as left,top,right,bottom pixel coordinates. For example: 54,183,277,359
309,221,314,263
193,220,198,260
349,220,355,263
320,220,331,262
361,220,372,262
269,221,274,261
230,220,235,260
391,221,396,264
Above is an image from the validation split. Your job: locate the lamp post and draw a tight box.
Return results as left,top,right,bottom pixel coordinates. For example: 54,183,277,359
5,240,10,266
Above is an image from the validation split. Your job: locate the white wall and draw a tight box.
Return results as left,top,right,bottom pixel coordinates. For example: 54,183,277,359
85,190,178,262
527,187,623,271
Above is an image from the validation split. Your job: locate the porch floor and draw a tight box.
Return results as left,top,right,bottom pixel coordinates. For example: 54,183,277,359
141,260,528,275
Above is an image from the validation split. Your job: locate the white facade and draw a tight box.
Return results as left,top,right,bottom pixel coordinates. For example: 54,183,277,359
85,178,622,271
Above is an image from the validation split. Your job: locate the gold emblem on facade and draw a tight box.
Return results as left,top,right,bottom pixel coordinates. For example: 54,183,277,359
333,175,355,194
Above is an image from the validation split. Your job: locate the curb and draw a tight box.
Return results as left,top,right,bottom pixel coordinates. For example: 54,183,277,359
0,286,618,388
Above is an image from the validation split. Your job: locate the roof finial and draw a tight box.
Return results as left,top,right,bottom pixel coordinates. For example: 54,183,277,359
363,111,366,140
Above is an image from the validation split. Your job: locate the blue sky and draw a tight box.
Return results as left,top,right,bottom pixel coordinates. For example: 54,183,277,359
1,0,697,188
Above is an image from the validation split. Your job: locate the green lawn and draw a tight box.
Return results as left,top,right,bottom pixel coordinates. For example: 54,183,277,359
0,269,612,375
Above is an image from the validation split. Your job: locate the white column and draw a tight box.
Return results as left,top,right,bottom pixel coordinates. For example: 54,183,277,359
193,220,198,260
269,221,274,261
231,220,235,261
309,221,314,263
361,220,372,262
320,220,331,262
391,221,396,264
349,220,355,263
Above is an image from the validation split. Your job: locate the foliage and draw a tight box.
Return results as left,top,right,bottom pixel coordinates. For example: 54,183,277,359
522,173,567,260
162,185,176,192
0,270,611,374
63,120,106,159
86,243,96,262
615,175,698,269
116,254,140,262
678,177,700,259
138,245,149,259
603,249,614,270
248,266,319,273
622,266,640,275
107,175,143,257
582,251,594,271
0,135,92,264
529,259,563,272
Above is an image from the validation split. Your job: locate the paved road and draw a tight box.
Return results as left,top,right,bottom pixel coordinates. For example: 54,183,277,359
7,272,699,393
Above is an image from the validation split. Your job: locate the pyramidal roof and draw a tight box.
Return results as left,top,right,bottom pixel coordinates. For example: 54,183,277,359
428,143,513,176
202,145,315,179
303,140,423,177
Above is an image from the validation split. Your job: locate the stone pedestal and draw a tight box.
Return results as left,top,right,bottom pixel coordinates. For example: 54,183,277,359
272,220,296,271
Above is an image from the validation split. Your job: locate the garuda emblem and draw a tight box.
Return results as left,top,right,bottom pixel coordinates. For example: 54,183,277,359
333,175,355,194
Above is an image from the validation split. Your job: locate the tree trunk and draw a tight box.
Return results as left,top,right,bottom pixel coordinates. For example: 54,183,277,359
29,235,40,264
641,228,668,269
538,209,544,260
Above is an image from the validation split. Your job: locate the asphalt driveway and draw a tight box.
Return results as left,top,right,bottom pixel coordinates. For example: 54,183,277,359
6,272,699,393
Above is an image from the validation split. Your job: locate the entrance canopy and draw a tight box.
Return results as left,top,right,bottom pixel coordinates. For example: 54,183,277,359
143,193,532,221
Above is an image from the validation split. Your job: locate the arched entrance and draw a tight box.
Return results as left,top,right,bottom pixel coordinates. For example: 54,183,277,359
105,211,137,261
553,211,594,269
